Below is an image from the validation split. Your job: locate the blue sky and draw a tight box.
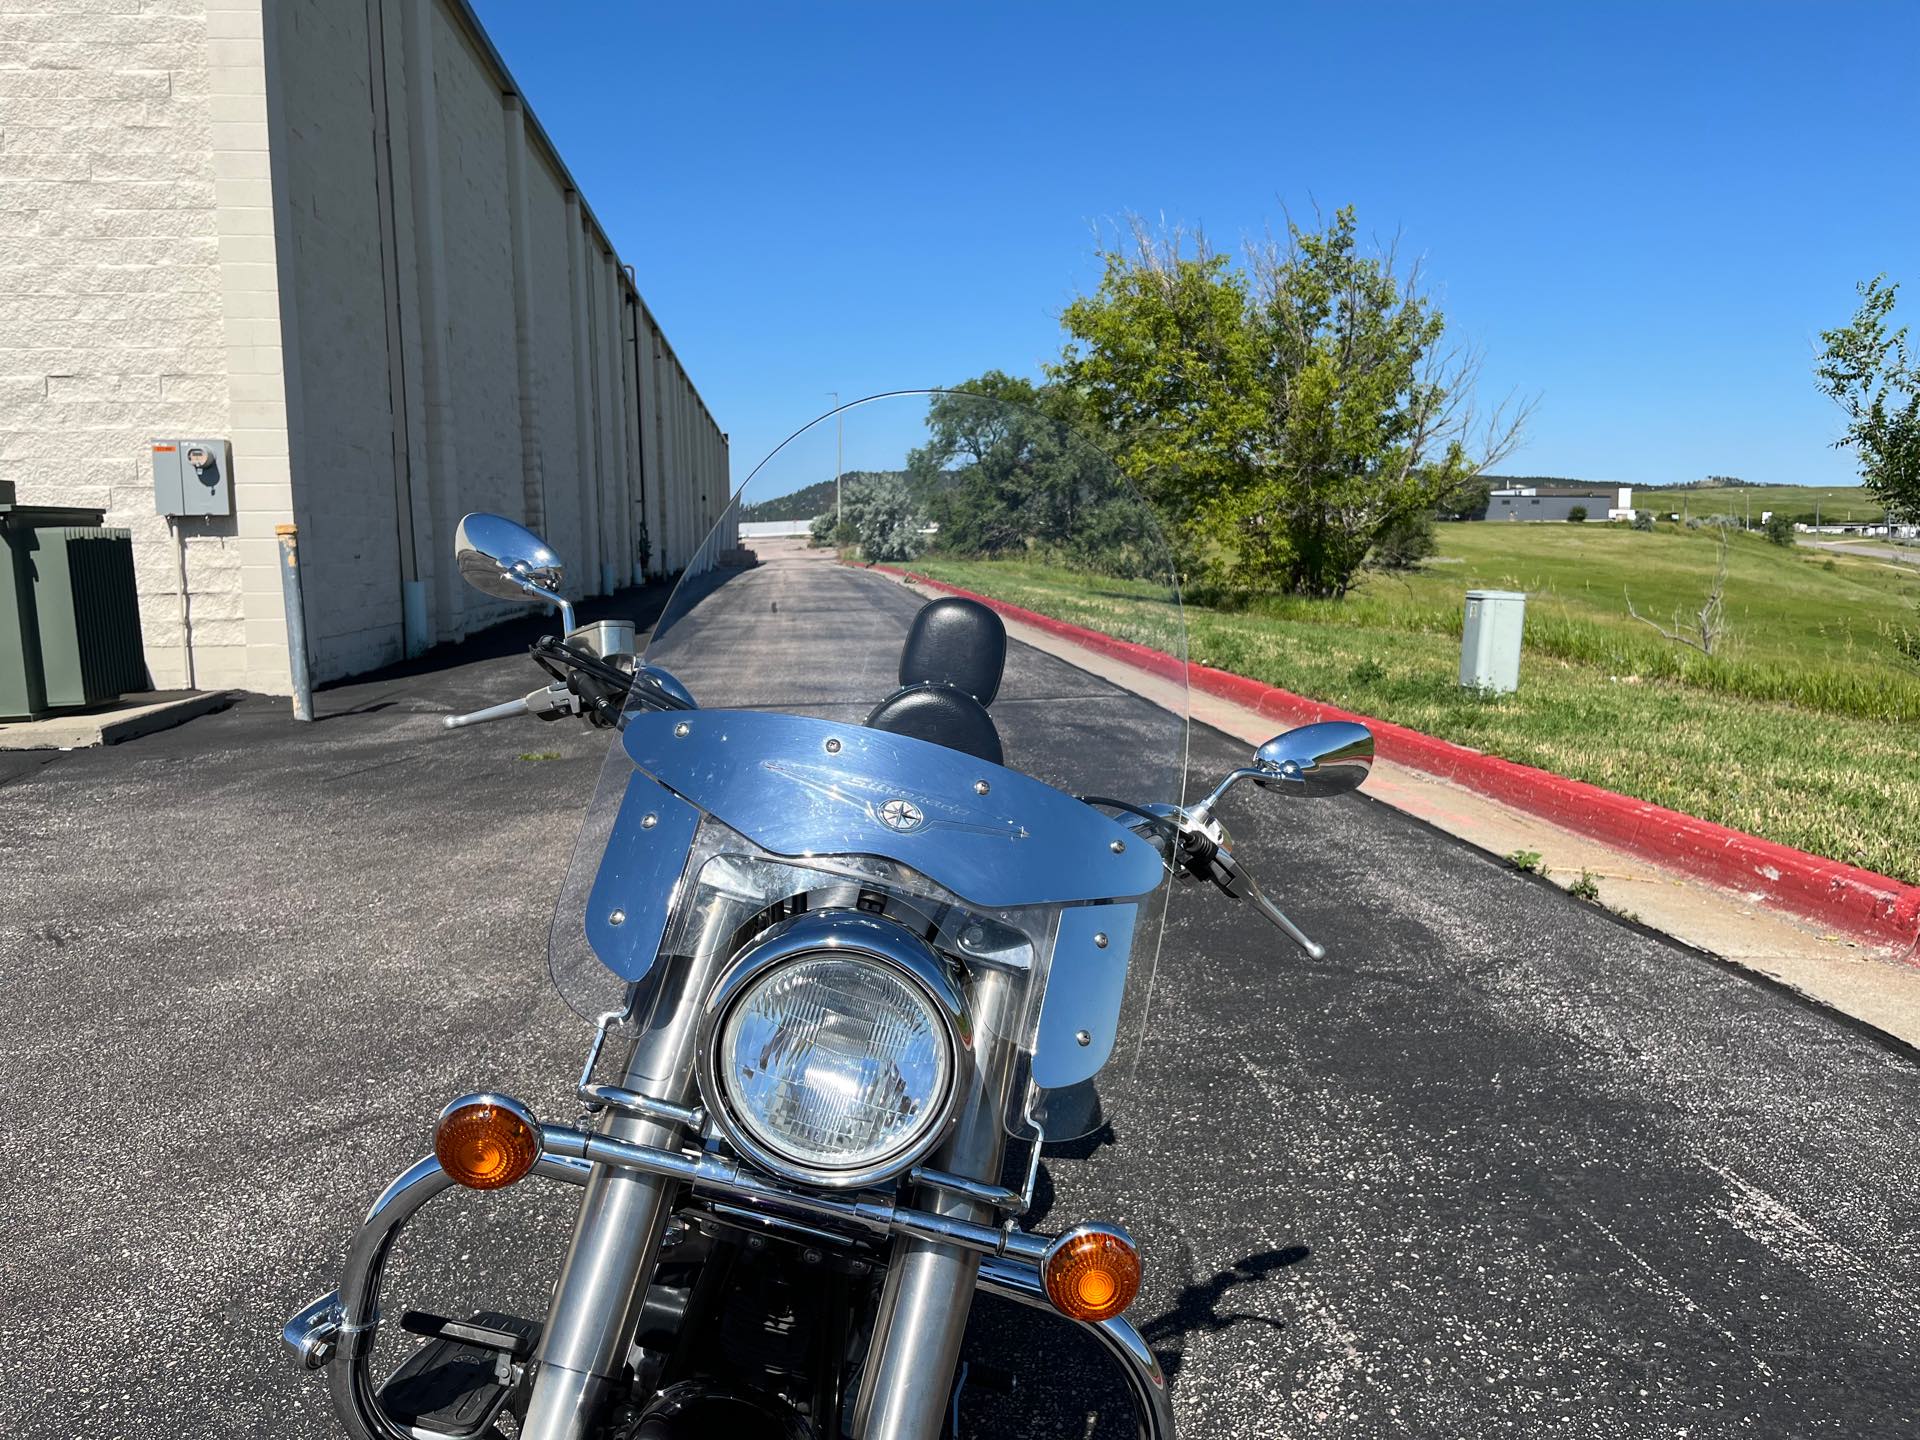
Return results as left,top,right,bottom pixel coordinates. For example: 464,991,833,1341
472,0,1918,491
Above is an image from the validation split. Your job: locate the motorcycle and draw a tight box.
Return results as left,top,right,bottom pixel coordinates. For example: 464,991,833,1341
283,391,1372,1440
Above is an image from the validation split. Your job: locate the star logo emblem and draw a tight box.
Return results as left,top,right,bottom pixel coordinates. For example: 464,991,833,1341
878,798,926,832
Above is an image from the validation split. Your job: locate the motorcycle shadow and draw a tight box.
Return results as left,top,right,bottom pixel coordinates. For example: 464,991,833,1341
959,1239,1311,1437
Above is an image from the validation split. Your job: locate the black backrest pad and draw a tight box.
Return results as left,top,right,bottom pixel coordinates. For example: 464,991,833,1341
864,683,1004,766
899,597,1006,706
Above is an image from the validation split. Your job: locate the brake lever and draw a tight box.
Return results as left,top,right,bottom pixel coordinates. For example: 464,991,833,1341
1236,865,1327,962
443,681,577,730
1155,803,1327,961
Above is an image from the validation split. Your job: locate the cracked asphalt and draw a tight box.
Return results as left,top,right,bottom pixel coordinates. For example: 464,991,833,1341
3,556,1917,1438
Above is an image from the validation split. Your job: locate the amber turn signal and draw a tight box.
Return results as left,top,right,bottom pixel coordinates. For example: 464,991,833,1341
1041,1224,1141,1323
433,1095,542,1191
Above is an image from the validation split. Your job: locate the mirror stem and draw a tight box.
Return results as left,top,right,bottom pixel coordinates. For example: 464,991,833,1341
1190,767,1271,825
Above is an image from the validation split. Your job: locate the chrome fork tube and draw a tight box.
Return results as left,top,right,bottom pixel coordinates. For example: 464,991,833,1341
853,966,1021,1440
519,951,716,1440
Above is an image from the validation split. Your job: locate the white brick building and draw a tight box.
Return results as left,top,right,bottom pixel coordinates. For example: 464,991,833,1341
0,0,730,695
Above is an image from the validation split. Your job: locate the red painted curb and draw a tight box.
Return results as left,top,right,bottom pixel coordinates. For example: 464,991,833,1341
872,563,1920,953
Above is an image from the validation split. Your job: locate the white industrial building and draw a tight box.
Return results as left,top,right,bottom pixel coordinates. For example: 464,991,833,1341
0,0,731,696
1481,484,1635,523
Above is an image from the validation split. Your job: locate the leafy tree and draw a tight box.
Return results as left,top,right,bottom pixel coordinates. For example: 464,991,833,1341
1435,474,1493,521
1053,209,1526,597
1763,510,1796,546
913,377,1163,576
1817,275,1919,522
844,474,925,562
1567,505,1588,523
807,509,840,548
1630,510,1655,532
1366,510,1437,570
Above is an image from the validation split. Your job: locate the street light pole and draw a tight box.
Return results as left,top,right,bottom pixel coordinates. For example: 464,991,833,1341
827,391,842,527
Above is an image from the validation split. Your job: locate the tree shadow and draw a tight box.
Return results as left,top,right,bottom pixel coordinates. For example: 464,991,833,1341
1138,1242,1312,1382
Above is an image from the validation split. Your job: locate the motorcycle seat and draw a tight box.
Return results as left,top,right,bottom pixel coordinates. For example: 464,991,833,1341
896,597,1005,704
865,597,1007,764
865,682,1003,766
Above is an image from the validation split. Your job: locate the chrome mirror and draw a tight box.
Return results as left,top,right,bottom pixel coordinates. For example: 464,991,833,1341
1252,720,1373,797
454,512,575,630
1191,719,1373,822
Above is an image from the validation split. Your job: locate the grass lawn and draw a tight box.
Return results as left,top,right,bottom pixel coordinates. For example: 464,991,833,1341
907,524,1920,884
1639,484,1886,525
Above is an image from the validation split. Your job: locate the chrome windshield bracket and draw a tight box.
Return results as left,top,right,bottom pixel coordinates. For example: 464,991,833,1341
908,1165,1024,1214
575,1001,635,1094
578,1082,705,1132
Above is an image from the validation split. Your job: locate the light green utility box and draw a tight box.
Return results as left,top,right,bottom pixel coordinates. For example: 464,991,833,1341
1,483,148,720
1460,589,1526,694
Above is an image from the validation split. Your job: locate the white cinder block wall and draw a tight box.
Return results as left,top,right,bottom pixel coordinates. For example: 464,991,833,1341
0,0,730,695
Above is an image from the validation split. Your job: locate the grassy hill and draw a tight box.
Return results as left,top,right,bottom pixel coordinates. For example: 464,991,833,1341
1635,483,1885,524
1480,478,1887,525
740,470,909,522
908,524,1920,880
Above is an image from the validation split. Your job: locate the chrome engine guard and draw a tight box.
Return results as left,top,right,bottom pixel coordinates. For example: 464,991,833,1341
282,1147,1176,1440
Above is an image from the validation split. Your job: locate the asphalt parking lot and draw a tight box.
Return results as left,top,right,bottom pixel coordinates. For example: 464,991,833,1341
4,559,1918,1438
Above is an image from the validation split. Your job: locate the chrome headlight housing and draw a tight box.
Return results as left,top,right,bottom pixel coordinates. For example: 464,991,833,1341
697,909,970,1189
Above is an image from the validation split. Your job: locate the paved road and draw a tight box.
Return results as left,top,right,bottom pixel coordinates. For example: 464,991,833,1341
1799,536,1920,566
4,557,1917,1438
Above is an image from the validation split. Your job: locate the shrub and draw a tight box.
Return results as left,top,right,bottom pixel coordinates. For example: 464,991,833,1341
1367,510,1438,570
1630,510,1655,532
807,510,838,548
846,475,926,562
1567,505,1588,523
1763,511,1796,546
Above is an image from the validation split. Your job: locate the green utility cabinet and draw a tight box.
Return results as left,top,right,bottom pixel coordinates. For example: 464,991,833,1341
1,482,147,720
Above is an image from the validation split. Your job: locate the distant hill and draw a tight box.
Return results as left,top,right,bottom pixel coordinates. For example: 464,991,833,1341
739,470,906,522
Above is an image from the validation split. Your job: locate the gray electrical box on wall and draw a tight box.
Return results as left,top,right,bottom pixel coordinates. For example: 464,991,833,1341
151,439,233,517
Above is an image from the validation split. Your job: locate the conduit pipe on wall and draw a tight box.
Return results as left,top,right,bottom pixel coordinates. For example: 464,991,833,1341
501,93,547,537
564,190,600,597
365,0,427,658
600,248,631,590
401,0,463,639
623,281,649,582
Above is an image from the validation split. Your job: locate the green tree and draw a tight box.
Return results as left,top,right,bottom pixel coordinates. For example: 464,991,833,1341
1763,510,1796,546
1567,505,1588,523
844,474,925,562
1366,510,1437,569
1817,275,1919,522
912,377,1161,574
1054,209,1526,597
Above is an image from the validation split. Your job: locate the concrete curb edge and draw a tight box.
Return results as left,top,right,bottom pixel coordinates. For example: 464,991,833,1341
873,563,1920,953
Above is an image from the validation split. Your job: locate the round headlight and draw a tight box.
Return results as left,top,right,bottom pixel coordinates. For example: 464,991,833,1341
701,913,965,1188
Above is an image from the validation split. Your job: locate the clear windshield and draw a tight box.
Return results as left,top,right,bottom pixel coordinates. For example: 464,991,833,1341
548,391,1189,1138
